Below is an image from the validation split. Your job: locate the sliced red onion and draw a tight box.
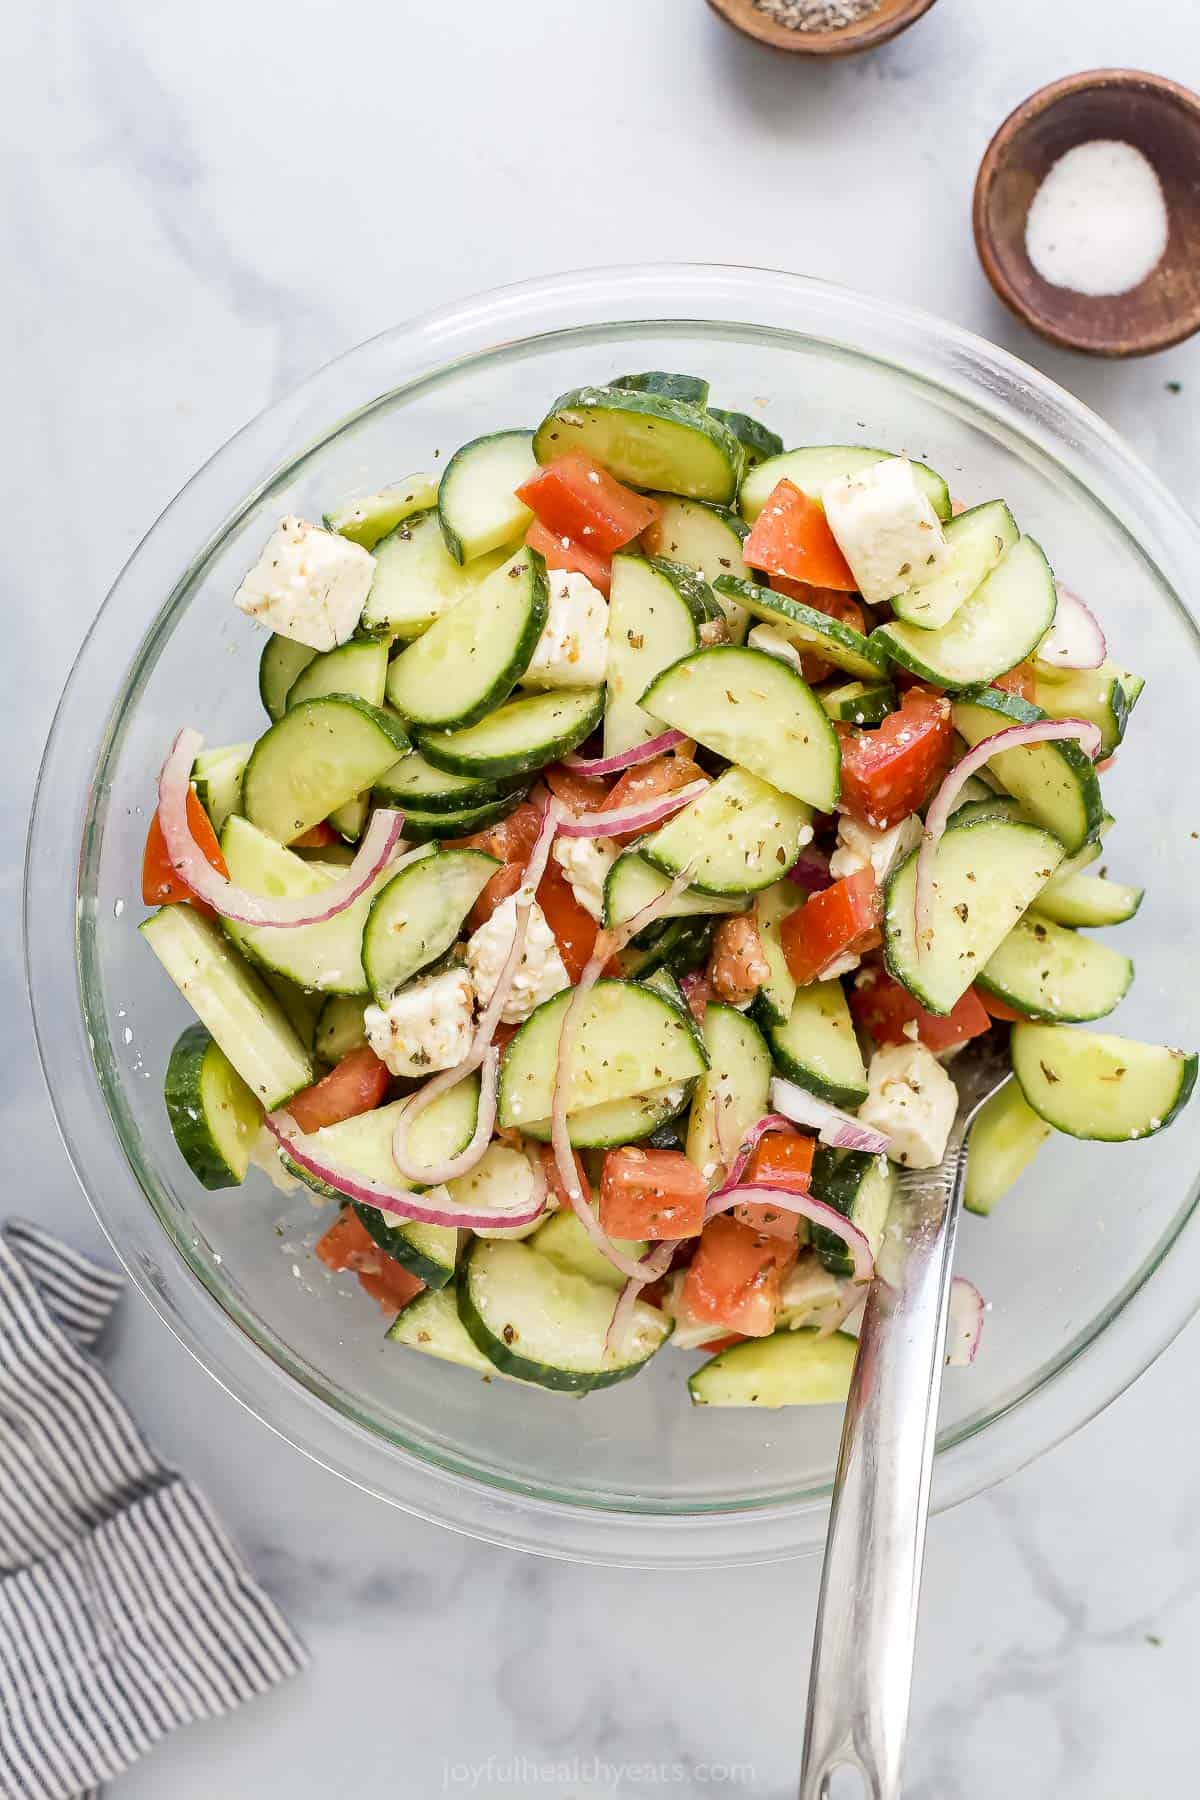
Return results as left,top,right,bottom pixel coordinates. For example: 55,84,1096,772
389,1049,499,1186
604,1239,679,1355
786,846,833,894
563,730,687,777
159,728,406,927
557,779,708,840
705,1183,874,1283
771,1076,890,1155
1039,584,1107,671
721,1113,799,1191
915,717,1103,956
946,1276,985,1366
679,970,709,1024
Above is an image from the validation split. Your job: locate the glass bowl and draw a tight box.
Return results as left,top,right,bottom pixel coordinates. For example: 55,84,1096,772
26,265,1200,1567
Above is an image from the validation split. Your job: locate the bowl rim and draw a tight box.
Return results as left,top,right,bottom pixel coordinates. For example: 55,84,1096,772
25,262,1200,1565
703,0,939,57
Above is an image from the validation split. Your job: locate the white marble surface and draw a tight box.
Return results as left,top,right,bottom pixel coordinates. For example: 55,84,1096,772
7,1,1200,1793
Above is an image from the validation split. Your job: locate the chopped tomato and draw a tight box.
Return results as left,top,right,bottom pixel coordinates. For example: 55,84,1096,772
289,820,340,849
976,988,1028,1024
743,481,857,591
850,968,990,1051
781,868,883,986
492,1021,521,1052
286,1047,390,1135
543,763,610,814
536,853,600,982
994,661,1036,701
525,520,613,597
601,752,708,843
315,1208,424,1312
837,686,955,830
517,452,660,555
708,913,771,1008
540,1144,589,1210
141,789,228,915
455,800,544,926
599,1147,708,1240
745,1127,815,1191
680,1214,790,1337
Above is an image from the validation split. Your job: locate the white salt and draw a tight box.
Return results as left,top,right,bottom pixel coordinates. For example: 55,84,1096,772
1025,140,1168,297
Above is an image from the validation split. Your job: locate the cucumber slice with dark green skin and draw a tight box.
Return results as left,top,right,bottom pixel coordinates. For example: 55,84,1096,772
688,1328,857,1408
884,815,1066,1016
362,849,499,1003
285,638,388,711
707,408,783,469
639,644,840,811
619,916,716,981
946,796,1024,829
603,851,746,930
373,748,522,814
809,1147,896,1276
640,499,752,639
951,687,1104,855
740,446,951,524
964,1081,1051,1216
259,634,317,721
384,547,548,730
716,575,887,682
386,1284,552,1384
650,557,724,625
1011,1025,1197,1142
874,537,1058,690
191,743,251,832
417,686,604,779
976,913,1132,1022
819,680,896,725
612,370,711,406
1031,660,1138,758
686,1001,772,1189
751,883,799,1030
498,978,709,1130
519,1082,693,1149
534,387,742,505
139,907,314,1108
399,790,528,842
323,473,439,550
766,980,869,1107
437,430,537,564
360,509,512,640
889,500,1019,629
458,1238,671,1392
1031,873,1144,928
315,994,368,1063
641,766,813,898
604,553,701,757
241,697,409,842
164,1024,262,1189
530,1210,646,1290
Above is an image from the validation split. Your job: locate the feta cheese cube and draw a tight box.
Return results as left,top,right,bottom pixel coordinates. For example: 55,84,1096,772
552,835,620,923
858,1042,957,1170
234,516,375,651
829,814,923,887
364,965,475,1078
747,622,804,673
466,895,570,1024
523,572,608,688
821,459,949,605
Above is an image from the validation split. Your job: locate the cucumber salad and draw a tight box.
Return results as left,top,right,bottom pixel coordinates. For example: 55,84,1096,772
138,368,1195,1409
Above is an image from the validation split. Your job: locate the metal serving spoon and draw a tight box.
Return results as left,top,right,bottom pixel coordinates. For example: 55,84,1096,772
798,1034,1012,1800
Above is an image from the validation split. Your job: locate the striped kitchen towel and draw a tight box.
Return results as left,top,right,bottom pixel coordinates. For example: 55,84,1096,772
0,1220,308,1799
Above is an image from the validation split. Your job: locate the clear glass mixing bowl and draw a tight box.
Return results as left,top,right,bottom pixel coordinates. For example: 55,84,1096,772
26,265,1200,1566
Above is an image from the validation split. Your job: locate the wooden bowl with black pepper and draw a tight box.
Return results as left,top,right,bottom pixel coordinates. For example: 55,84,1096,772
706,0,938,57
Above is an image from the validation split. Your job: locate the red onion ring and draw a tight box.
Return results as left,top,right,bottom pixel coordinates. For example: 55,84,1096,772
556,779,708,840
946,1275,985,1366
720,1113,799,1191
704,1183,874,1283
771,1076,891,1155
1039,584,1107,671
604,1239,679,1356
159,728,406,927
563,730,687,777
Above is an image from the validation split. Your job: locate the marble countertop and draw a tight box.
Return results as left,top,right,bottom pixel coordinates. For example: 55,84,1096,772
8,2,1200,1793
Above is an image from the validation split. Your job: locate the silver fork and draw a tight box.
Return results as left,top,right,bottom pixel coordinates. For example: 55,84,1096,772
798,1033,1012,1800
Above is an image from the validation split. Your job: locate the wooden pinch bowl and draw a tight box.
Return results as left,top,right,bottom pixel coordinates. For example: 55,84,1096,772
705,0,938,57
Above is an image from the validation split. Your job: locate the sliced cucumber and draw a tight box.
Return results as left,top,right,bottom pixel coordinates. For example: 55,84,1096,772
619,915,716,981
603,553,701,757
819,679,896,726
613,370,711,406
241,697,409,843
951,688,1104,855
641,765,813,898
458,1237,670,1392
329,792,370,844
640,499,751,639
361,509,512,641
1031,873,1144,929
285,638,388,711
884,815,1065,1015
531,1208,646,1290
751,883,799,1029
977,914,1132,1023
964,1080,1051,1217
373,748,521,814
164,1024,262,1189
740,446,951,525
385,547,548,730
875,536,1058,690
323,473,439,550
259,634,316,722
766,980,869,1107
706,409,783,469
362,849,499,1004
315,994,368,1063
686,1001,772,1188
716,575,886,682
498,978,709,1129
520,1082,692,1150
437,430,537,564
889,500,1019,629
385,1284,512,1377
191,742,251,833
534,386,742,505
603,851,745,930
641,645,840,811
1011,1025,1197,1142
688,1328,857,1408
400,791,527,842
261,968,323,1051
947,796,1024,829
809,1147,896,1276
417,686,604,779
139,907,314,1108
1031,660,1138,759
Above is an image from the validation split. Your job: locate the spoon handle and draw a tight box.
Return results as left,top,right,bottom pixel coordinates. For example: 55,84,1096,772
798,1134,968,1800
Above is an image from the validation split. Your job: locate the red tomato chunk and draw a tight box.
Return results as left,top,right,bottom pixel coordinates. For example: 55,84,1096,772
517,453,660,556
836,687,954,831
781,868,883,987
681,1214,797,1337
286,1047,390,1135
850,967,990,1052
742,481,857,592
599,1148,708,1241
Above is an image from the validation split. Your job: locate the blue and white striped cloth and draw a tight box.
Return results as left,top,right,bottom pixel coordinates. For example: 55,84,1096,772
0,1220,307,1799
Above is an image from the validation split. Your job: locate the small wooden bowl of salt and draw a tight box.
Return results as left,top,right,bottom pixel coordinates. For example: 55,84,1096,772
706,0,938,57
974,70,1200,357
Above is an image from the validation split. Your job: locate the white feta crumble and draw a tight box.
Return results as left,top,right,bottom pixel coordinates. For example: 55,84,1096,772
747,622,804,673
821,458,949,605
364,965,475,1077
233,515,375,650
859,1041,958,1170
829,813,923,887
552,835,619,922
451,1142,556,1240
522,571,608,688
466,894,570,1024
819,950,862,981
